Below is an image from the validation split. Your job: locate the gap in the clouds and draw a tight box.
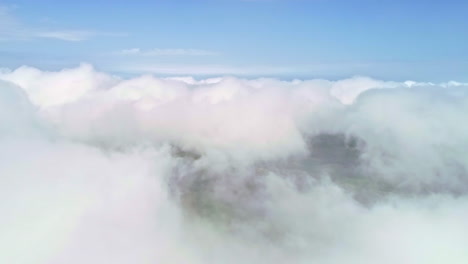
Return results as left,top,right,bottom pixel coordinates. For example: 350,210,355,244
165,130,468,237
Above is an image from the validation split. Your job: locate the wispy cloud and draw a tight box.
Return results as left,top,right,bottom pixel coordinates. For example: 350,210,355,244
110,63,303,76
34,31,126,42
33,30,97,42
105,60,376,77
0,5,123,42
119,48,219,56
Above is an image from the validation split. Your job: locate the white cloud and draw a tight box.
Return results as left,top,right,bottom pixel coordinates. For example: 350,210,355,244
113,63,307,76
0,5,123,42
105,61,381,78
1,65,468,263
34,30,98,42
0,63,118,106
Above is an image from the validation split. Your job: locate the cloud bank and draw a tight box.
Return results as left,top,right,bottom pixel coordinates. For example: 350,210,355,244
1,64,468,264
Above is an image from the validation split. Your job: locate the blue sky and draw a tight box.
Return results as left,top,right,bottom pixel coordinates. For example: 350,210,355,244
1,0,467,81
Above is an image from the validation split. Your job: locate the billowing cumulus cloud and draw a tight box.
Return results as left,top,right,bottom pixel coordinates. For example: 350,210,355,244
1,65,468,264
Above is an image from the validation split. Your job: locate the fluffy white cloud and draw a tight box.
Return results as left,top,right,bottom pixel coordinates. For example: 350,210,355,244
0,64,118,107
1,65,468,264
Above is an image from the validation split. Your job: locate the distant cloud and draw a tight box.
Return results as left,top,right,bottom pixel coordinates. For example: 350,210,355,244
107,62,376,77
119,48,219,56
0,5,123,42
35,31,126,42
112,63,297,76
33,30,97,42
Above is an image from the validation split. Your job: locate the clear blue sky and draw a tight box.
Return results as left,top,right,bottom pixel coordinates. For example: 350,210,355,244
1,0,467,81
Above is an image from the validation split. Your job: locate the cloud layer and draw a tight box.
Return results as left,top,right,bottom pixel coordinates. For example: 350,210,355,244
1,65,468,264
